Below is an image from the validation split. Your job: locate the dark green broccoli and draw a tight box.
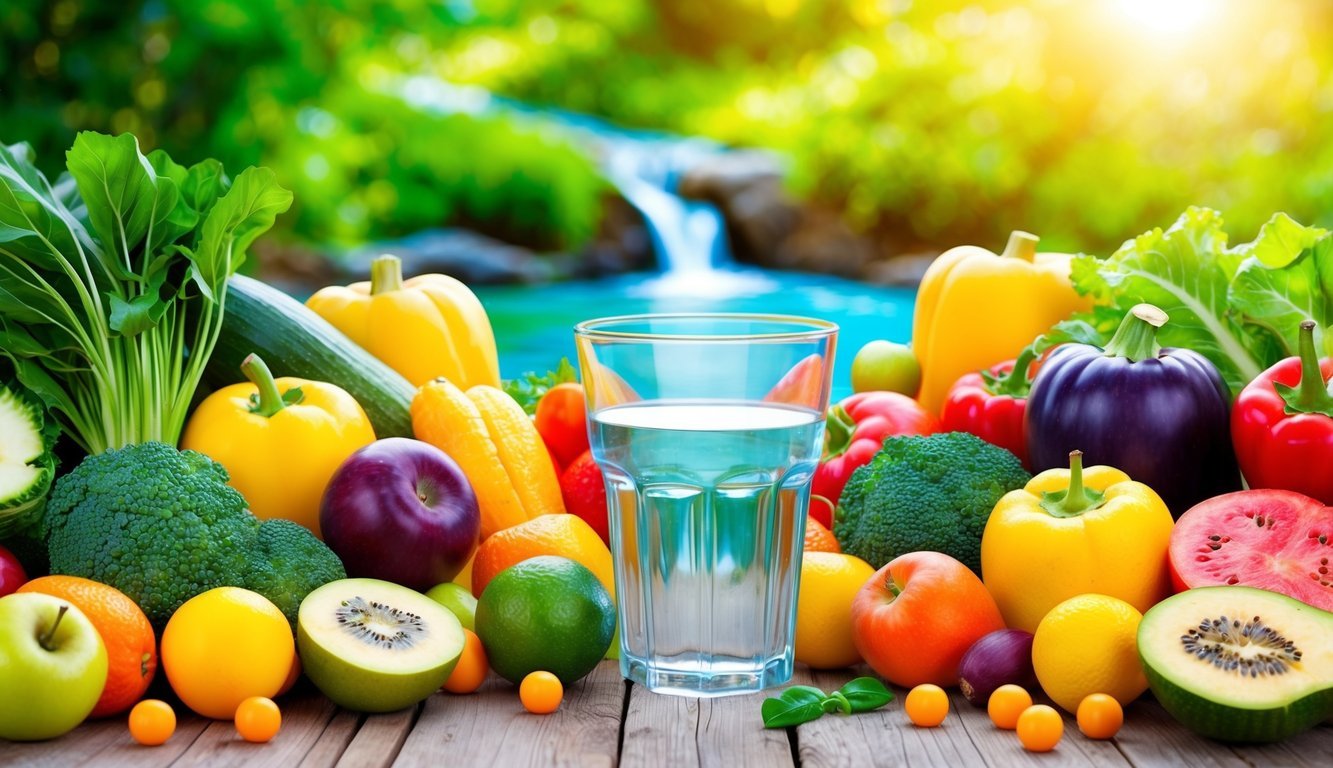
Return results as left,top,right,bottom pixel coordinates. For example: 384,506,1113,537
41,442,345,626
834,432,1030,576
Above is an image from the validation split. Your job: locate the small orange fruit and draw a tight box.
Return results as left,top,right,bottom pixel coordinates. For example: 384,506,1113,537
987,684,1032,730
235,697,282,743
18,575,157,717
128,699,175,746
472,514,614,599
443,629,489,694
803,516,841,553
905,684,949,727
1017,704,1063,752
1077,693,1123,739
519,671,563,714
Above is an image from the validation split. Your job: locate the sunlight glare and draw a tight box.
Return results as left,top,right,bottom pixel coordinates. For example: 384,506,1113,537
1114,0,1219,35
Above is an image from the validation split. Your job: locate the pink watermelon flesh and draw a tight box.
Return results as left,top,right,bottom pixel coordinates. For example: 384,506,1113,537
1168,489,1332,612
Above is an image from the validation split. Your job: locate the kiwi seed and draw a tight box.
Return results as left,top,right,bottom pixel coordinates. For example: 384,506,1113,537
335,597,428,650
1180,614,1302,678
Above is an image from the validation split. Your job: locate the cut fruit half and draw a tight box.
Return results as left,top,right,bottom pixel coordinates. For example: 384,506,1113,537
0,384,57,537
1138,586,1333,743
297,578,464,712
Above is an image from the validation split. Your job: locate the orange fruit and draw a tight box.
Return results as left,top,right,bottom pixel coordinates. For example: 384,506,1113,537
18,575,157,717
794,552,874,669
161,587,295,719
1017,704,1064,752
519,671,563,714
1032,594,1147,713
803,516,841,553
905,684,949,727
443,629,489,694
472,513,614,599
128,699,176,746
234,696,282,743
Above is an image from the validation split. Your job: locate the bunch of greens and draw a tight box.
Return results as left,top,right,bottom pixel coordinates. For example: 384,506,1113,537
760,677,894,728
0,132,292,454
503,357,578,415
1069,207,1333,397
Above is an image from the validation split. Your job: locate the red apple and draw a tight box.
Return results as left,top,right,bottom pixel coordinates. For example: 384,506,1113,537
0,544,26,597
320,438,480,591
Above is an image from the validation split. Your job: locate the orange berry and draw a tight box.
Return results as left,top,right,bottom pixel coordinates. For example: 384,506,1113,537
128,699,175,746
905,684,949,727
1077,693,1123,740
444,629,489,694
519,671,563,714
987,684,1032,730
1017,704,1063,752
234,697,282,743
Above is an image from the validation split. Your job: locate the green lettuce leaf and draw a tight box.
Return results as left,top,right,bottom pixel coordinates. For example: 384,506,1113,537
1229,213,1333,359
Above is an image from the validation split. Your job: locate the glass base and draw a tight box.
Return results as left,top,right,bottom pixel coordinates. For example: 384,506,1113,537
622,654,792,697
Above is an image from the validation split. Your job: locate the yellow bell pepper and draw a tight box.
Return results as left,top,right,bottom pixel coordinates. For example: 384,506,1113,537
181,354,376,539
306,254,502,389
912,231,1091,414
411,379,565,540
979,450,1175,633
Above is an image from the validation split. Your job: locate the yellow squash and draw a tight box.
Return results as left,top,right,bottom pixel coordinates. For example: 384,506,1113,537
181,354,376,538
412,379,564,539
912,231,1091,414
306,254,501,389
979,451,1175,633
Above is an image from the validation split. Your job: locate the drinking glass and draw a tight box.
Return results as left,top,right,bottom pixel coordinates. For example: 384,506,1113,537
575,314,837,696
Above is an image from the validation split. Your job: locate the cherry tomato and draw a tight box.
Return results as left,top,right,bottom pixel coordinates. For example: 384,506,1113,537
1017,704,1063,752
128,699,176,746
534,382,590,470
1077,693,1123,740
234,696,282,743
520,671,563,715
905,684,949,727
443,629,489,694
987,684,1032,730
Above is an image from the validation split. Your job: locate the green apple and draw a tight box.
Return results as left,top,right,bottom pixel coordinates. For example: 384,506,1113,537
851,340,921,396
0,592,108,741
425,581,477,631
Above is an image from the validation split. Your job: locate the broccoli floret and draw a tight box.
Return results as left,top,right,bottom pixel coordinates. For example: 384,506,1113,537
42,442,344,626
834,432,1030,576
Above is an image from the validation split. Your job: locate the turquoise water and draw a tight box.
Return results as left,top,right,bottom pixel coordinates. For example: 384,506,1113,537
475,269,916,401
591,400,823,695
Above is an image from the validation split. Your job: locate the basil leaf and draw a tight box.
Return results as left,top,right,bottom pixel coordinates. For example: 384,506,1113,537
761,686,827,729
838,677,894,713
821,690,851,715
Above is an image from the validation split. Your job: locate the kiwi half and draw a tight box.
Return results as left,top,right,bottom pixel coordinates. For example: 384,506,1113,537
1138,586,1333,743
297,578,464,713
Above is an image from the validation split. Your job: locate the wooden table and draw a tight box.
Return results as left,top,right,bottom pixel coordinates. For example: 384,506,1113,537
3,661,1328,767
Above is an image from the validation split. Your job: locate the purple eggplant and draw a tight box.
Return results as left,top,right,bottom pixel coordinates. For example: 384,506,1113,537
1026,304,1241,517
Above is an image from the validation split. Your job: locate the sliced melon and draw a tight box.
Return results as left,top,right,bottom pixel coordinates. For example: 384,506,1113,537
1138,586,1333,743
297,578,464,713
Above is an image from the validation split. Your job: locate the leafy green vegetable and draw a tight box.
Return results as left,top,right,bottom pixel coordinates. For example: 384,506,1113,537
0,132,291,453
761,677,894,728
0,378,58,537
503,357,578,415
1068,207,1333,397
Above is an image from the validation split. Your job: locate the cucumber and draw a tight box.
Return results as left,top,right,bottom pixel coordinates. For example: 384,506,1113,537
207,275,416,438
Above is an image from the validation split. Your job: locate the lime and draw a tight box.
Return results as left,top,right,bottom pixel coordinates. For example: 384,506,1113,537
475,555,615,685
425,582,478,631
851,340,921,396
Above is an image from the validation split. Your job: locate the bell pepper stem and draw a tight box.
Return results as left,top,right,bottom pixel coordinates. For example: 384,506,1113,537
371,254,405,295
243,353,289,417
1000,231,1039,262
823,404,856,458
982,344,1039,398
1040,450,1107,518
1274,320,1333,417
39,605,68,652
1103,304,1167,362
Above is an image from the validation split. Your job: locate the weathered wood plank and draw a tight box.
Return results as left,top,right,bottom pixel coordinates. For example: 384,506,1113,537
620,666,793,768
0,717,136,768
170,692,339,768
1111,699,1250,768
392,660,623,768
1227,721,1333,768
946,686,1130,768
336,704,417,768
297,710,362,768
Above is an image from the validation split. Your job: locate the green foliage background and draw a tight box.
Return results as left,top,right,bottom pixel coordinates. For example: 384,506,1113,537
3,0,1330,255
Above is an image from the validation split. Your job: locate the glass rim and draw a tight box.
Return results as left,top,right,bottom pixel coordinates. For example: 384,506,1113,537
574,312,838,342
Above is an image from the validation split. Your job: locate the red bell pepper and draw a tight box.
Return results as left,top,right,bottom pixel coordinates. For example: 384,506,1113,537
1231,320,1333,505
809,391,937,528
938,346,1036,470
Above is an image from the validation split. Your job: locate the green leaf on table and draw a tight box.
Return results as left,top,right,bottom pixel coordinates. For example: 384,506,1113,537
761,685,828,728
837,676,894,713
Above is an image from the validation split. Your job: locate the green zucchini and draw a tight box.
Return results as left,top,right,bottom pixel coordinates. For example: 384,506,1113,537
207,274,416,438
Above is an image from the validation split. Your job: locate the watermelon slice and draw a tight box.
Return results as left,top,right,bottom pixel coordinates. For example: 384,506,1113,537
1168,490,1332,611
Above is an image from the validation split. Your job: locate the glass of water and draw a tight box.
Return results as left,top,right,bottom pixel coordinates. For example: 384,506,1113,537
575,314,837,696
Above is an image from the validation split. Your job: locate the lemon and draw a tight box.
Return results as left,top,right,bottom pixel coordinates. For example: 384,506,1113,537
794,552,876,669
1032,593,1147,713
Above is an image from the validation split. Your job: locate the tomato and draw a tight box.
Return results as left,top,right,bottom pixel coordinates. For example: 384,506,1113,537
535,383,590,471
